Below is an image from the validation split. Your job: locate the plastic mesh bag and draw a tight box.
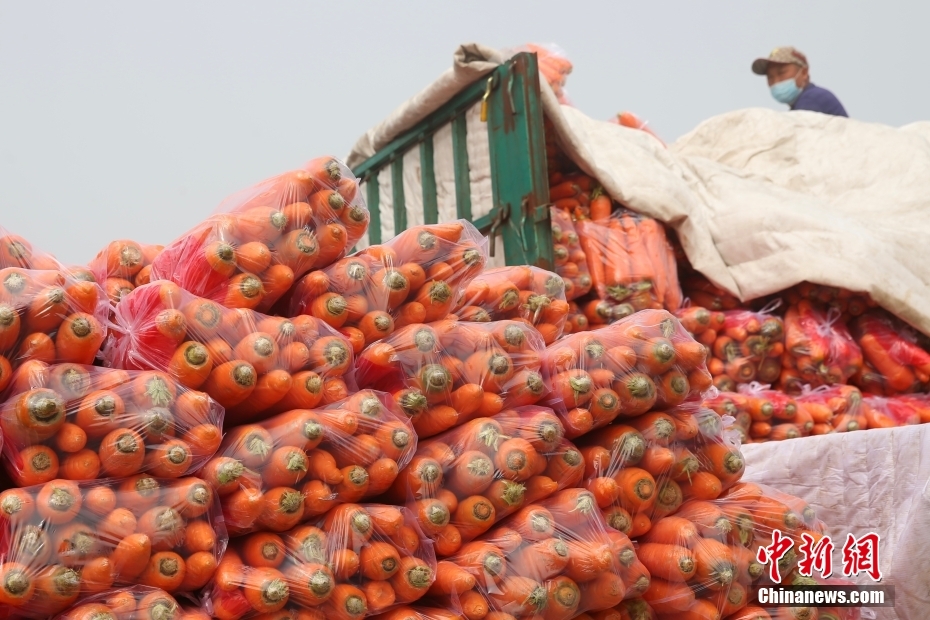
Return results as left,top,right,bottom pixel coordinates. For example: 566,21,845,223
453,266,568,345
0,362,223,486
151,156,368,312
434,488,650,620
0,268,108,387
383,407,583,556
579,405,744,540
206,503,436,619
0,474,227,615
196,390,415,537
104,281,356,426
851,309,930,395
355,320,547,438
539,309,712,438
703,306,785,393
549,208,592,301
782,301,863,392
285,221,488,351
640,482,852,620
575,211,682,313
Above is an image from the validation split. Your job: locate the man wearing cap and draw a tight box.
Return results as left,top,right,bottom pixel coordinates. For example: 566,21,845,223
752,47,848,117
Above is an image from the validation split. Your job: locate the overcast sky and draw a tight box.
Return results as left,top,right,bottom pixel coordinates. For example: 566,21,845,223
2,1,928,265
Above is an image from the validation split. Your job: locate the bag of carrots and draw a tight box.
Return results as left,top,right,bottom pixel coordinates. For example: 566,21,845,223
725,383,803,444
0,474,226,615
196,390,415,537
0,362,223,486
575,210,682,313
104,281,356,426
87,240,164,306
0,268,108,391
549,208,592,301
453,266,568,345
150,156,368,312
539,309,712,438
851,310,930,395
781,301,863,392
431,488,651,620
383,407,583,557
639,482,835,620
285,220,488,352
206,503,437,620
35,586,207,620
859,395,927,429
578,405,745,540
793,384,865,435
700,306,785,393
0,226,60,271
355,320,547,438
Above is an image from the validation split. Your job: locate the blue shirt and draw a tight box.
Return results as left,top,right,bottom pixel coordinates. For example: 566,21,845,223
791,83,848,117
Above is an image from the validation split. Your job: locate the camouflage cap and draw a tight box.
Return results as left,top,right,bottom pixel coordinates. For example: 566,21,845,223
752,46,809,75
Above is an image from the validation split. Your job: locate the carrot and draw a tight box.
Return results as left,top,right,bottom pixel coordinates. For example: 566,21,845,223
2,386,67,442
163,478,212,520
285,562,335,607
98,428,146,477
15,331,56,364
183,518,218,554
0,562,35,607
334,549,363,584
461,590,490,620
324,584,368,620
334,465,371,502
641,578,695,615
110,531,153,579
117,475,163,516
613,467,656,513
691,537,737,590
308,336,352,376
0,488,35,522
680,471,724,502
224,273,265,309
139,551,186,591
636,542,696,582
451,495,495,541
489,576,548,617
31,564,81,614
511,537,571,581
257,487,305,532
522,475,556,504
60,448,101,480
12,444,58,485
178,551,217,592
701,443,745,485
221,486,264,535
243,566,290,614
202,360,257,408
498,437,543,483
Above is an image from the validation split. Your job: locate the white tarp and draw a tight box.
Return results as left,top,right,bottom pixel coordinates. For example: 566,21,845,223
742,426,930,620
346,42,930,334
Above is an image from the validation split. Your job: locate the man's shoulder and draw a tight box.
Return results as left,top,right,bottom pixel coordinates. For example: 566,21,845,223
804,83,841,101
793,83,848,116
